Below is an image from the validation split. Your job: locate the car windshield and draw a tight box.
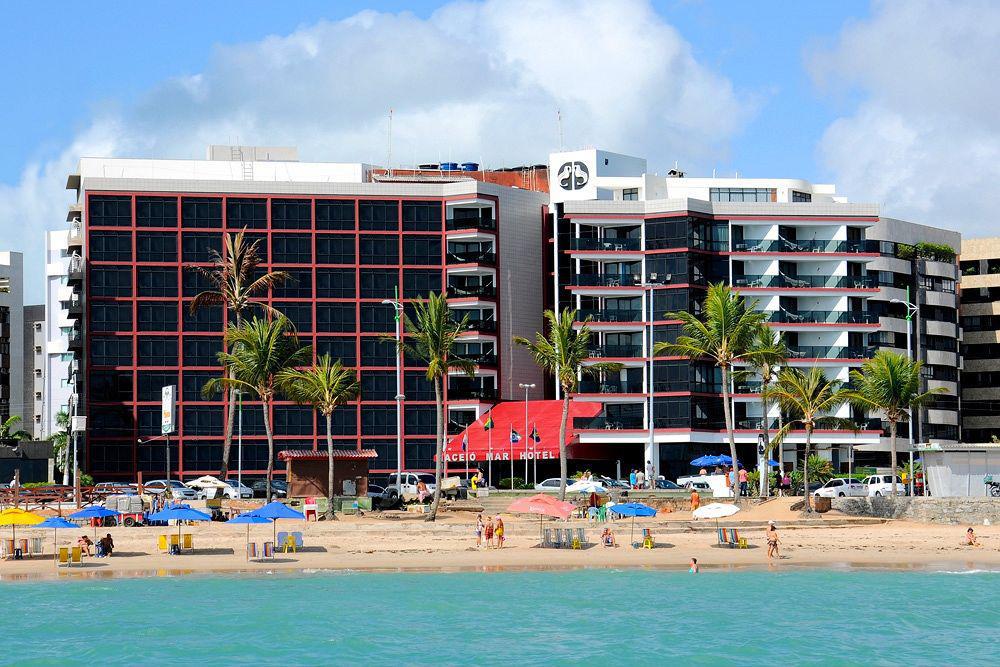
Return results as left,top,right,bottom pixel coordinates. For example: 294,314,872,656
416,474,436,484
169,481,188,488
369,485,384,494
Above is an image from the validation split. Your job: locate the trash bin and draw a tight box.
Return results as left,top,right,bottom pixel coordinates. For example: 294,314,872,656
813,496,832,513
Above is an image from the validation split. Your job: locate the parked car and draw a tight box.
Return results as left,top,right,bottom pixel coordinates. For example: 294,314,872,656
143,479,199,500
385,472,437,502
654,479,682,490
813,478,867,498
94,482,133,495
367,484,401,510
250,479,287,498
597,476,630,489
862,475,906,497
534,477,563,492
196,480,254,500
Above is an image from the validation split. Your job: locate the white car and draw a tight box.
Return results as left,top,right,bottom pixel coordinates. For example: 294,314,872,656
813,478,867,498
143,479,199,500
196,480,254,500
534,478,563,491
862,475,906,497
385,472,437,502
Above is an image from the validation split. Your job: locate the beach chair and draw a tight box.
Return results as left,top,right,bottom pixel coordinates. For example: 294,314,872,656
30,537,43,556
717,528,726,545
247,543,259,561
551,529,564,548
597,506,607,522
169,534,180,549
542,528,554,548
277,531,288,547
292,532,303,549
562,528,574,548
182,534,193,550
641,528,654,550
157,535,169,552
281,534,296,553
576,527,587,547
263,541,275,559
1,538,12,559
70,546,82,566
58,547,70,567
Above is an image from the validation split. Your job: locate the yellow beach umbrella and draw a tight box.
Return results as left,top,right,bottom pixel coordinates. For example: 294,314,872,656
0,508,44,552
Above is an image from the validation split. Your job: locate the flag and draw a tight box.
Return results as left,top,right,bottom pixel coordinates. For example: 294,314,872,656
529,424,541,443
483,415,494,431
510,427,521,444
461,432,468,451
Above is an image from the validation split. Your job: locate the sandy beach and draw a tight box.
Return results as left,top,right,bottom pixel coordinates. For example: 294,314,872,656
3,499,999,580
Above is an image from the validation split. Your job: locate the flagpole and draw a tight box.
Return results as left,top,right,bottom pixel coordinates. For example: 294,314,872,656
509,424,515,490
488,427,493,488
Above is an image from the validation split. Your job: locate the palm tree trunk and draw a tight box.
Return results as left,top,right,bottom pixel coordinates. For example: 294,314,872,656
720,366,738,498
262,397,274,503
803,425,813,513
219,311,242,479
326,412,336,520
427,375,444,522
889,419,898,497
558,392,570,502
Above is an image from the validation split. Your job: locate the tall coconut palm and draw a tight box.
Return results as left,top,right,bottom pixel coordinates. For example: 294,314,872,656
763,367,853,512
514,309,622,501
747,325,789,496
384,292,475,521
204,316,311,502
279,355,360,519
845,350,945,496
188,230,290,481
655,283,778,497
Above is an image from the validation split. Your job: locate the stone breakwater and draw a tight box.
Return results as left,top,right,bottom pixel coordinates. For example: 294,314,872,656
832,497,1000,524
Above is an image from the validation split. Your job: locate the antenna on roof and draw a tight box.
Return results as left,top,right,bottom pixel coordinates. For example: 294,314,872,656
387,108,393,177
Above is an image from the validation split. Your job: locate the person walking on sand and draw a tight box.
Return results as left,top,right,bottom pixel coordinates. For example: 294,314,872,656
690,488,701,511
484,516,495,548
738,467,749,497
476,514,485,548
629,469,637,489
766,521,780,560
495,516,505,548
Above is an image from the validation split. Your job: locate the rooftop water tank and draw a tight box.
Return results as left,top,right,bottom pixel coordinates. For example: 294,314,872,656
461,162,479,171
440,162,459,171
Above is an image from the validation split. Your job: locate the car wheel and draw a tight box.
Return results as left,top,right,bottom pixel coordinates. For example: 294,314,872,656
838,492,845,497
875,491,882,497
123,516,136,527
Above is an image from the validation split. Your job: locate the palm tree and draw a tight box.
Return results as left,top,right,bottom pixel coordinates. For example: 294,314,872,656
655,283,777,497
51,410,71,485
0,415,32,445
515,309,622,501
205,316,311,501
845,350,945,496
763,367,853,512
188,230,290,481
747,325,789,496
279,355,360,519
384,292,475,521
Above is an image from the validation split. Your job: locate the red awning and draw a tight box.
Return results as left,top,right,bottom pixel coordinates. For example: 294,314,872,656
443,400,601,465
278,449,378,461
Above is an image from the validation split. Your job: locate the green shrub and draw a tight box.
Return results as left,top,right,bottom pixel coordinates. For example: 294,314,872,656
21,482,50,489
913,241,956,262
499,477,531,490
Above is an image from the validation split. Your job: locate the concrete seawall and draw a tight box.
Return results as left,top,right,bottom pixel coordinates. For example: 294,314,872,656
832,497,1000,524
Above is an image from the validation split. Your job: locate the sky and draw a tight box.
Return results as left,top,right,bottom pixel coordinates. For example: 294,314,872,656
1,0,997,302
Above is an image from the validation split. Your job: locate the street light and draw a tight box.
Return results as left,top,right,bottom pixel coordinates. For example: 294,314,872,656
890,296,919,495
138,433,172,497
518,383,535,484
382,297,405,486
637,273,667,483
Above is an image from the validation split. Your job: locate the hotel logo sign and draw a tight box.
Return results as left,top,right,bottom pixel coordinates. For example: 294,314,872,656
557,161,590,191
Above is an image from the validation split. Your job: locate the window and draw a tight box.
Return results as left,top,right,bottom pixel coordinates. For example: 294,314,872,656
360,304,394,332
360,236,398,264
791,190,812,202
137,268,178,297
182,304,222,332
89,232,132,262
181,233,221,263
90,267,132,297
645,217,688,250
89,370,133,401
89,195,132,226
272,199,311,229
316,236,355,264
138,337,178,366
402,201,441,231
316,269,355,298
272,269,312,298
403,269,441,298
622,188,638,201
138,373,178,401
316,200,355,230
272,234,312,264
90,408,134,436
316,338,356,365
404,440,434,469
362,406,396,434
404,372,435,401
403,236,441,265
182,197,222,228
276,303,312,332
184,406,224,436
183,371,221,401
91,303,132,332
183,442,222,471
960,260,981,276
360,270,398,299
273,405,314,434
183,337,222,366
136,197,177,227
91,337,133,366
405,407,435,434
226,198,267,229
327,406,357,435
136,232,177,262
359,200,398,230
361,338,395,367
316,304,355,332
137,303,178,331
182,270,215,297
710,188,775,203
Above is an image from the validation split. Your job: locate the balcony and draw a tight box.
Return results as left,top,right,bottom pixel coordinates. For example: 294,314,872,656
447,283,496,299
734,274,877,289
587,344,643,358
448,387,498,401
63,294,83,318
573,415,645,430
67,328,82,350
459,353,498,366
456,318,497,333
765,310,879,325
733,380,763,394
67,253,84,284
68,219,83,248
577,309,643,323
787,345,874,360
446,216,496,232
577,380,644,394
736,418,780,431
570,274,639,287
447,250,496,266
569,238,642,252
732,239,878,254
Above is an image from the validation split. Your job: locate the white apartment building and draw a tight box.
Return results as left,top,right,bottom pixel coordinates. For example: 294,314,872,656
42,230,74,439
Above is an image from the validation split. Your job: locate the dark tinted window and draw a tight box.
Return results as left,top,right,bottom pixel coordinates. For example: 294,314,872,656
361,338,395,367
404,440,434,469
227,199,266,229
182,233,221,263
403,236,441,265
182,270,215,297
138,372,178,401
137,302,178,331
272,235,311,263
90,267,132,297
360,304,394,332
91,303,132,332
316,304,355,332
359,200,398,231
272,269,312,298
184,406,224,436
404,407,435,434
89,195,131,226
403,269,441,298
184,371,221,401
136,197,177,227
273,405,314,434
137,268,178,297
183,337,223,366
402,201,441,231
404,372,435,401
137,337,178,366
316,269,355,298
360,270,398,299
362,406,396,434
182,197,222,228
89,370,133,401
136,232,177,262
316,200,355,230
315,337,356,366
327,406,357,435
360,236,398,264
362,371,396,400
271,199,311,229
91,337,133,366
275,303,312,332
316,236,354,264
89,232,132,262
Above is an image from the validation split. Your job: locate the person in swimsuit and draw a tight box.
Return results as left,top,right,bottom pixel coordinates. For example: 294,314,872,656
766,521,779,560
963,527,981,547
601,527,616,547
689,557,699,573
484,516,495,548
494,516,505,548
475,514,484,548
690,489,701,511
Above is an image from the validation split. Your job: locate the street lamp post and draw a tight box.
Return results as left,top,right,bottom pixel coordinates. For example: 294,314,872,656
639,273,665,483
382,296,405,487
518,383,535,484
138,434,172,498
237,389,243,490
890,296,919,496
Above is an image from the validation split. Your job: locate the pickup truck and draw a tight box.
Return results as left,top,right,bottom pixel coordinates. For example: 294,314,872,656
385,472,438,503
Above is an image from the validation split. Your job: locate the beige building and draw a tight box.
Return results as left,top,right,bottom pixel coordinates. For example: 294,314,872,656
959,237,1000,441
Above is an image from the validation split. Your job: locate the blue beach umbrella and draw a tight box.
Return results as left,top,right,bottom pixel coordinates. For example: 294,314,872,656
69,506,121,541
767,459,780,467
609,502,657,545
227,513,273,559
35,517,78,564
146,504,212,551
248,501,305,545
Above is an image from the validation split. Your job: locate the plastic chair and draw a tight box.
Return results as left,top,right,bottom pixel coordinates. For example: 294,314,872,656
597,506,607,522
542,528,553,547
246,543,259,561
551,530,564,549
58,547,70,567
70,546,82,566
738,537,749,549
182,534,193,550
562,528,573,548
169,534,180,548
157,535,169,552
576,527,587,547
263,541,274,559
282,535,296,553
277,531,288,547
641,528,654,550
717,528,726,545
291,532,304,549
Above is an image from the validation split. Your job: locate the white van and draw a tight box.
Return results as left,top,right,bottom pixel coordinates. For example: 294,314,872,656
862,475,906,497
385,472,438,502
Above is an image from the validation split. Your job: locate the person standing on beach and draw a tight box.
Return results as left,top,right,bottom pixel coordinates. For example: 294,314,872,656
636,469,646,489
738,467,749,497
766,521,779,560
476,514,484,548
646,461,655,488
484,516,495,548
629,469,637,488
690,488,701,511
495,516,505,548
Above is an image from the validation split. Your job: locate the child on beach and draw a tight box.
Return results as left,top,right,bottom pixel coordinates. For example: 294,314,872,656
77,535,93,557
689,557,699,573
766,521,780,560
601,527,616,547
484,516,495,548
963,527,981,547
476,514,484,548
495,516,505,548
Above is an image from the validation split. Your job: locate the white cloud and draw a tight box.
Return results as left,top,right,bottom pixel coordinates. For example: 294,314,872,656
0,0,751,301
811,0,1000,238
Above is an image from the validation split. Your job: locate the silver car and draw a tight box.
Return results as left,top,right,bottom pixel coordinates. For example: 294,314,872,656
144,479,199,500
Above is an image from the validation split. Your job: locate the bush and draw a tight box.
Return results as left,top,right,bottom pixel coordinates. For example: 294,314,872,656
499,477,531,490
896,242,956,263
21,482,50,489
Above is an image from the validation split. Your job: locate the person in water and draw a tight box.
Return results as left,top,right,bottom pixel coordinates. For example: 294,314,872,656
689,557,699,573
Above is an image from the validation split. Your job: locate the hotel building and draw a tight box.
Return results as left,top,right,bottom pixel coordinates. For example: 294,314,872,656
58,146,546,481
959,237,1000,442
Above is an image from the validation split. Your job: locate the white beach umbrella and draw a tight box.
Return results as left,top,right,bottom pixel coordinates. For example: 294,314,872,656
186,475,227,489
566,480,607,494
692,502,741,532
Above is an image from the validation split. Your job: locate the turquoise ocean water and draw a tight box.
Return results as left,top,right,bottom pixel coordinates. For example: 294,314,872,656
2,568,998,665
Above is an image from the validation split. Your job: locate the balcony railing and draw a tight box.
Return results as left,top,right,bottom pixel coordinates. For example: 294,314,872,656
787,345,874,360
447,250,496,265
448,387,498,401
764,310,879,325
577,380,644,394
732,239,879,253
569,238,642,252
577,309,643,323
733,380,763,394
573,415,645,430
586,344,643,358
570,274,640,287
446,216,496,231
458,353,497,366
448,420,474,435
456,318,497,332
447,284,496,298
734,274,877,289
